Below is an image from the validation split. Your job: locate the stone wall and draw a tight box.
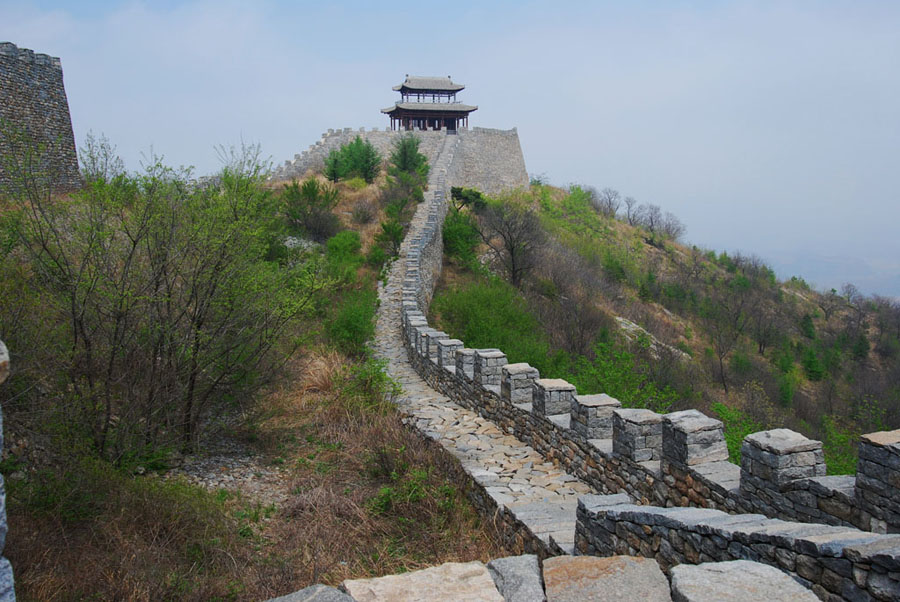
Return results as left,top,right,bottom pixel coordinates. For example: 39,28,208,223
575,495,900,601
392,127,900,537
0,42,80,193
271,126,528,196
0,341,15,598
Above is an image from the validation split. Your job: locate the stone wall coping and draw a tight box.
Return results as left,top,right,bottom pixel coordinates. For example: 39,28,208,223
475,349,505,359
574,393,620,408
437,338,464,347
614,408,663,424
862,429,900,448
502,362,537,375
535,378,576,390
663,409,722,432
744,428,822,454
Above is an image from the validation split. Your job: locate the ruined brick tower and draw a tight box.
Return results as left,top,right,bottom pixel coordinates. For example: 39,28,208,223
0,42,80,192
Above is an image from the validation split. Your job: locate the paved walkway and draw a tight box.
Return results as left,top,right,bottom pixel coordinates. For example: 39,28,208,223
372,133,594,554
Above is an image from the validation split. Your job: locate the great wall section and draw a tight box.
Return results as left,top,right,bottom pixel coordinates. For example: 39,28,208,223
274,128,900,601
2,41,900,598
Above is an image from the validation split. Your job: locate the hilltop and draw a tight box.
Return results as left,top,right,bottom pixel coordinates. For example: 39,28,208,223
429,182,900,472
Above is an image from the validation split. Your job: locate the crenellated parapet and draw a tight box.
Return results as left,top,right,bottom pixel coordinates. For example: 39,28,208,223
394,132,900,538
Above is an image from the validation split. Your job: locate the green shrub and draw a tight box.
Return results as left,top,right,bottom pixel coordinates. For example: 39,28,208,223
821,415,858,475
327,289,377,356
711,402,763,464
442,210,480,266
366,245,387,269
432,279,565,376
282,178,341,243
800,313,816,339
375,220,404,257
802,347,825,381
326,230,362,261
389,134,429,180
345,176,368,190
567,339,679,413
324,136,382,183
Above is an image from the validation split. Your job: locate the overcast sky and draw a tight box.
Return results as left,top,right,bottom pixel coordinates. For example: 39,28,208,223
3,0,899,296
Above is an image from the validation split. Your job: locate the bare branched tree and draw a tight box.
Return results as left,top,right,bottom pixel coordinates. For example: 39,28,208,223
478,199,545,288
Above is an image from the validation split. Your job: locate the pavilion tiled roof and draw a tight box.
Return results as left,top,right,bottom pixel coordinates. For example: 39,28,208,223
392,76,465,92
382,102,478,114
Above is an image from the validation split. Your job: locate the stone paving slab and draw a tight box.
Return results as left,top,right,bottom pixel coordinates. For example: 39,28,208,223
342,561,503,602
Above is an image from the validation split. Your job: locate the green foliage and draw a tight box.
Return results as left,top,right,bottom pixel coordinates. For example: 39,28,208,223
442,210,480,266
366,245,387,269
282,178,341,243
326,230,362,262
711,402,764,464
802,346,825,381
567,338,679,413
323,136,382,183
730,350,752,376
800,313,816,339
450,186,487,212
345,176,368,190
821,416,858,475
432,279,566,376
2,144,325,458
375,220,404,257
852,333,870,360
327,288,377,357
389,134,429,181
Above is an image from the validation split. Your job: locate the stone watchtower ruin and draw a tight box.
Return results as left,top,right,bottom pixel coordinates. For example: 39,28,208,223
0,42,80,193
382,75,477,133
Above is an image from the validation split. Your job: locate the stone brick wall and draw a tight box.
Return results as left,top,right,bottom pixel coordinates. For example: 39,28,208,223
272,126,528,196
0,340,15,598
575,495,900,601
0,42,80,193
394,139,900,536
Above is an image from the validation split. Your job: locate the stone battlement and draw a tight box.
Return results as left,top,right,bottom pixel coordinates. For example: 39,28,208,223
377,123,900,600
0,42,62,69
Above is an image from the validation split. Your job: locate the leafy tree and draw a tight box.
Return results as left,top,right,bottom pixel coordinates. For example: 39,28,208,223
2,140,328,457
800,313,816,339
375,220,404,257
322,136,382,183
389,134,429,181
282,178,341,243
442,210,480,266
450,186,487,212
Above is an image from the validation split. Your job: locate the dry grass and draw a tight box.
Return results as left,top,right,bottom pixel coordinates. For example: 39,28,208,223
7,350,508,601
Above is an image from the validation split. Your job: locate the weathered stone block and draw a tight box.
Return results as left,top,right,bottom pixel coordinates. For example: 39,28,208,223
342,561,503,601
436,338,463,371
455,348,476,381
486,555,544,602
663,410,729,467
532,378,576,416
424,330,449,362
740,429,826,491
571,394,621,439
542,555,670,602
474,349,506,387
500,363,539,403
613,408,663,462
669,559,818,601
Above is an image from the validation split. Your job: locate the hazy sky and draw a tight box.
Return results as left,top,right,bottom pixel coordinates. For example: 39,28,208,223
3,1,899,296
